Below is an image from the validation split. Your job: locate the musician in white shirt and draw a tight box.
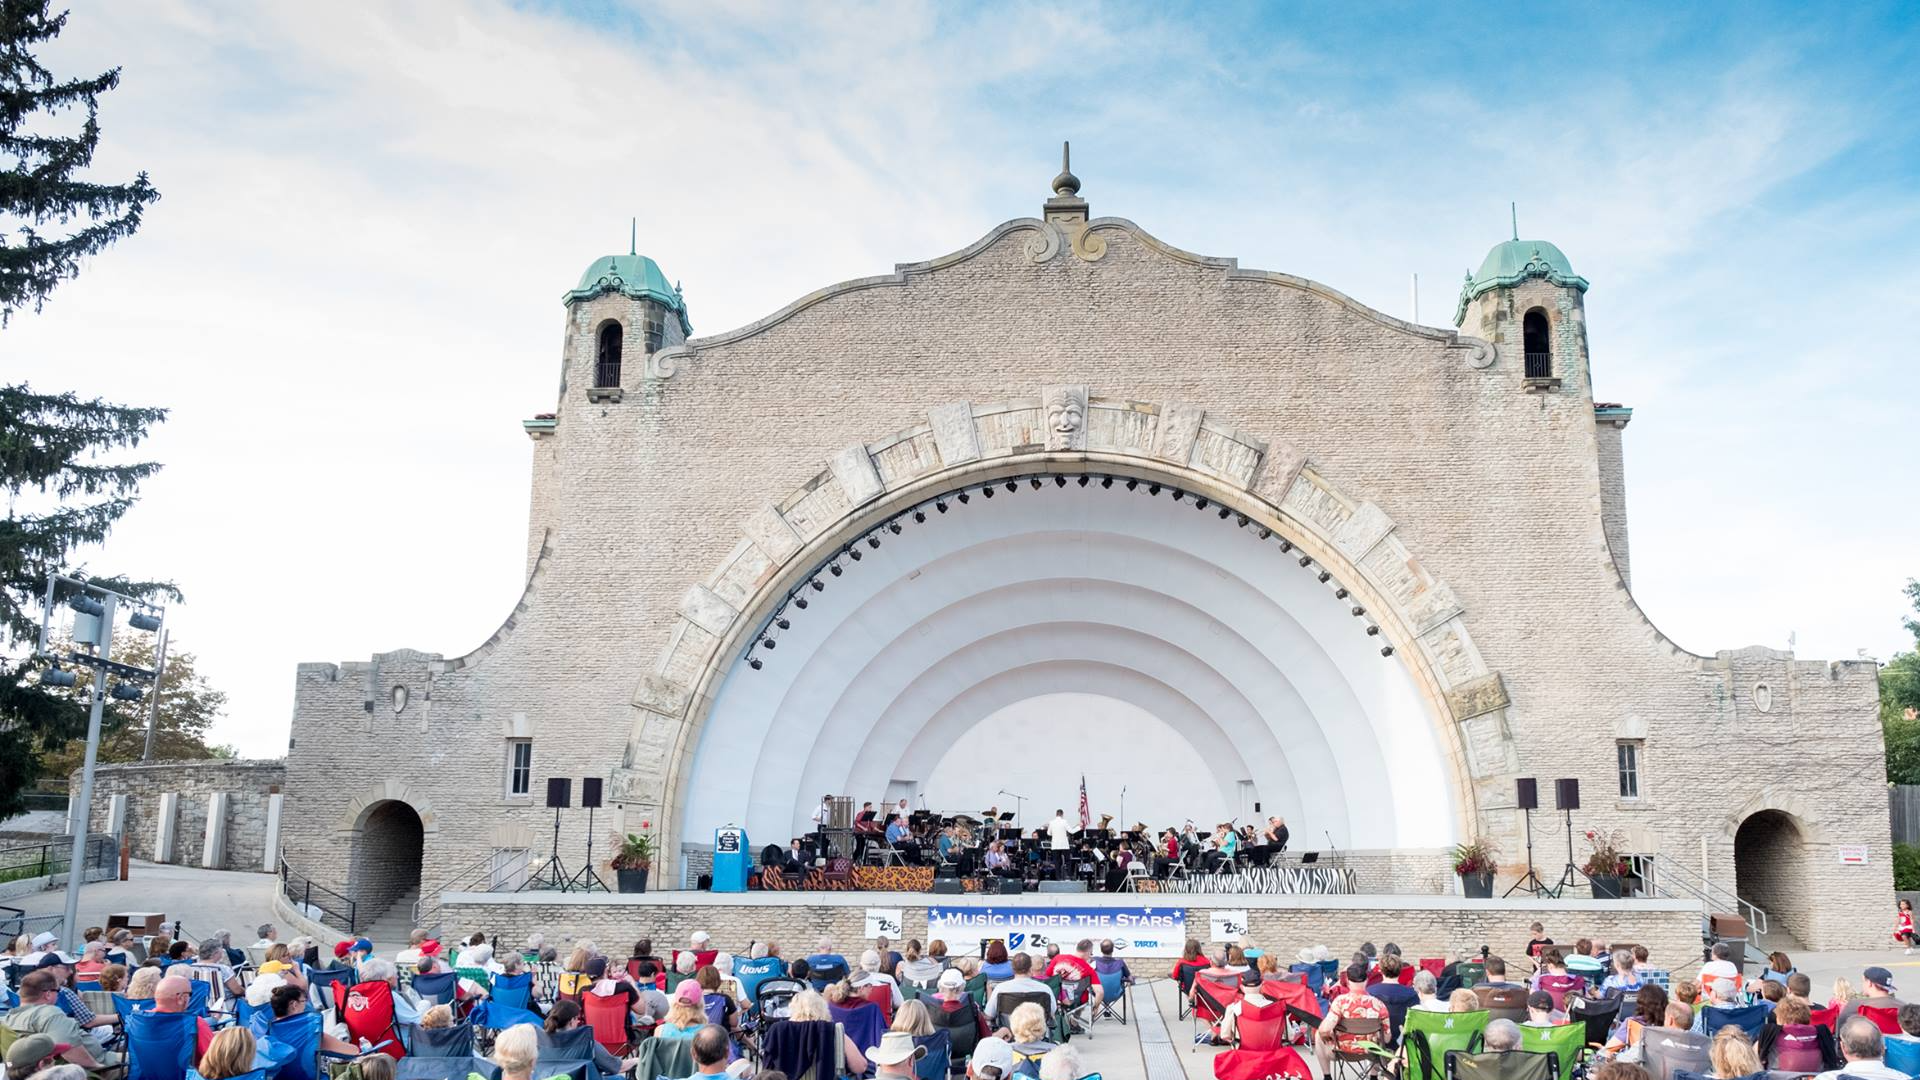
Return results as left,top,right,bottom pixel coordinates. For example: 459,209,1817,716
1047,811,1072,851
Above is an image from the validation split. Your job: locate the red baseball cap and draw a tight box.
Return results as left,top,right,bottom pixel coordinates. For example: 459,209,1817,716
333,941,352,958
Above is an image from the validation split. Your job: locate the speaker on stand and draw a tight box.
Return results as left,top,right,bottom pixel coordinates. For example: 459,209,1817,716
520,778,574,892
566,778,609,892
1503,777,1550,898
1550,778,1584,898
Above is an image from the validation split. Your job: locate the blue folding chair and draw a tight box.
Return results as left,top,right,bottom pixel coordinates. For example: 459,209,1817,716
490,971,535,1012
306,968,352,1013
397,1059,475,1080
1291,963,1326,996
1699,1002,1770,1041
913,1029,951,1080
1094,969,1128,1025
268,1009,354,1080
127,1009,201,1080
469,999,542,1032
1885,1036,1920,1077
410,971,458,1006
76,980,105,992
190,1070,267,1080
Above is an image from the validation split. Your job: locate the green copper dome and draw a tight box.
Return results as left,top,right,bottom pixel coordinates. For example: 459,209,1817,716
1453,239,1588,325
564,253,691,334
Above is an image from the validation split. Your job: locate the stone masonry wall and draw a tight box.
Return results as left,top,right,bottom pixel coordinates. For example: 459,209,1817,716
1594,418,1631,588
284,202,1891,948
438,895,1703,976
76,759,284,871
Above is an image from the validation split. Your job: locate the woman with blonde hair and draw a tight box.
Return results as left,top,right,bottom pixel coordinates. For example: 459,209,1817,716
1007,1003,1057,1073
126,965,163,1001
1706,1027,1762,1079
357,1056,396,1080
487,1024,541,1080
782,988,868,1075
420,1005,455,1030
196,1027,259,1080
1448,988,1480,1012
1829,977,1855,1011
892,999,935,1036
656,981,708,1038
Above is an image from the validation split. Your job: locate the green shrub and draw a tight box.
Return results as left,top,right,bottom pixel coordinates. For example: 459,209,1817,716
1894,842,1920,891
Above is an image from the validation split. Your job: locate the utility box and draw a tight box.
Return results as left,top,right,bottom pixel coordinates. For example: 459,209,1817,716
711,825,749,893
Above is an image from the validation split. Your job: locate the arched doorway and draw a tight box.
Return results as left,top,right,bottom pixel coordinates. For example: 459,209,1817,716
1734,809,1809,946
348,799,424,925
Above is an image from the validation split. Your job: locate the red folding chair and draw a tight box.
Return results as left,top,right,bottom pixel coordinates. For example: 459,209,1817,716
1810,1005,1840,1031
1418,959,1444,981
342,980,405,1058
1859,1005,1902,1035
1213,998,1313,1080
1193,977,1243,1044
1260,979,1323,1044
863,982,894,1027
583,991,632,1055
1396,967,1415,986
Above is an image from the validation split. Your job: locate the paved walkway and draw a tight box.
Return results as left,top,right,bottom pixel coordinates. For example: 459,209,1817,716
6,860,278,943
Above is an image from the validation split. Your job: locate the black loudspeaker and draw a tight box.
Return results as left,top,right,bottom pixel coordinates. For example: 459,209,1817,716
1516,778,1538,811
932,877,964,895
1555,778,1580,811
581,778,603,809
996,878,1024,895
546,777,572,809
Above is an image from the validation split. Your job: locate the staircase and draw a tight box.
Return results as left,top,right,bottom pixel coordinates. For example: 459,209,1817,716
358,889,419,950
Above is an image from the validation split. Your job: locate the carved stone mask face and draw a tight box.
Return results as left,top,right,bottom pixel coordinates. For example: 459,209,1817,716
1046,395,1083,435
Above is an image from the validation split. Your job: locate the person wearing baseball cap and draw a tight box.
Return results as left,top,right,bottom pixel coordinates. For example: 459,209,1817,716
4,1032,73,1078
969,1037,1015,1080
34,952,113,1036
1840,966,1905,1026
6,971,119,1070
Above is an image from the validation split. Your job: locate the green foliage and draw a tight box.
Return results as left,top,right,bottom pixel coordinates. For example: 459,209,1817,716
1895,842,1920,892
1883,580,1920,783
1450,838,1496,875
0,1,160,323
611,832,654,869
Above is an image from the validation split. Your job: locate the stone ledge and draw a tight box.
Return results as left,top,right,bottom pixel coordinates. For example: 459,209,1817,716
442,888,1699,914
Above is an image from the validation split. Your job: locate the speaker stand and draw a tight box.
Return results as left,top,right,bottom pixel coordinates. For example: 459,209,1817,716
565,804,608,892
1544,807,1588,899
1503,806,1549,898
519,804,572,893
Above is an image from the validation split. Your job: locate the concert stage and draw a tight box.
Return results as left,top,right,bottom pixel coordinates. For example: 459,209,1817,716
437,888,1704,967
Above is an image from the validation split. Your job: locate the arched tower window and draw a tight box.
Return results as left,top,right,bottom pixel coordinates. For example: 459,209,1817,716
1522,308,1551,379
595,322,623,387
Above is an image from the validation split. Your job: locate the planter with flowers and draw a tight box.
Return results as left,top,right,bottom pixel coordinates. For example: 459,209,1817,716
1452,839,1499,898
1582,829,1631,899
611,828,654,894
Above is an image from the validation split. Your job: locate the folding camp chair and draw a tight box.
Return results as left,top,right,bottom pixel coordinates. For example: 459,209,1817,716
306,968,352,1015
1056,975,1094,1037
1859,1005,1904,1036
267,1010,358,1080
860,981,896,1027
410,972,458,1006
1484,989,1529,1026
128,1009,201,1080
582,991,632,1055
1403,1008,1488,1080
1884,1036,1920,1076
395,1059,471,1080
932,996,984,1069
1767,1023,1832,1074
342,980,406,1057
1328,1016,1387,1080
1518,1022,1584,1080
831,1001,888,1061
1442,1049,1557,1080
1094,969,1128,1026
468,999,543,1033
490,971,535,1012
1699,1002,1769,1040
1568,996,1621,1050
1808,1006,1839,1032
913,1030,952,1080
536,1026,598,1076
633,1035,695,1080
1290,964,1326,997
1641,1027,1712,1080
407,1022,475,1058
1192,978,1243,1047
1212,1000,1312,1080
1536,976,1583,1015
1174,960,1209,1021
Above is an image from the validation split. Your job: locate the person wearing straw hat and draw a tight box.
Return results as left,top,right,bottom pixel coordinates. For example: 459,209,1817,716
866,1031,927,1080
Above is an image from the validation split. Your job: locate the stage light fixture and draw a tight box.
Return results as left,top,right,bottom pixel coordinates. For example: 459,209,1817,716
1005,479,1017,492
1149,483,1162,495
1078,475,1089,487
776,617,790,630
958,492,970,504
794,596,808,609
110,683,143,701
1195,497,1208,510
41,668,77,688
749,657,763,670
1351,605,1366,617
1235,515,1248,527
1299,556,1313,567
1315,571,1329,583
1126,479,1139,491
1054,475,1066,487
1279,540,1293,552
69,596,103,617
1381,645,1395,657
761,636,776,650
128,611,162,632
1366,625,1381,636
809,579,825,592
867,535,881,548
1335,588,1349,599
936,501,948,513
849,548,863,561
889,521,903,534
1218,507,1231,519
913,511,925,524
1028,477,1041,490
829,563,843,576
982,486,994,499
1257,527,1271,539
1172,489,1184,501
1101,477,1113,489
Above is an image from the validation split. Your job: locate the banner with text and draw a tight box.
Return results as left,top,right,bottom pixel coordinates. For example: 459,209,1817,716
926,905,1188,958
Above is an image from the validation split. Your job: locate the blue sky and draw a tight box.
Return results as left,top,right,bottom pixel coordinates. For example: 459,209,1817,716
6,1,1918,755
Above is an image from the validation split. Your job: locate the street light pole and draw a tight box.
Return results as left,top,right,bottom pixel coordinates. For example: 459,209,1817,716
141,626,168,761
63,592,114,953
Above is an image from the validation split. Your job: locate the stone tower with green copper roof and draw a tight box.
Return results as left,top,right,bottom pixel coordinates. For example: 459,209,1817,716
562,249,692,406
1454,232,1590,394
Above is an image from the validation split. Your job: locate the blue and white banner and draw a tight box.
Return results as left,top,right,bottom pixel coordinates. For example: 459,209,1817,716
926,905,1188,958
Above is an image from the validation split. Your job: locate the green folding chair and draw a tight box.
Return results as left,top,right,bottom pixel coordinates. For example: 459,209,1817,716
1404,1009,1490,1080
1519,1022,1584,1080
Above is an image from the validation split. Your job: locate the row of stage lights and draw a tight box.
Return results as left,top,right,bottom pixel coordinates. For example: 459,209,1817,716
744,472,1393,671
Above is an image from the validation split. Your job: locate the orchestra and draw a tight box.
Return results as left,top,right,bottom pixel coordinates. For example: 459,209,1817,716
767,794,1306,892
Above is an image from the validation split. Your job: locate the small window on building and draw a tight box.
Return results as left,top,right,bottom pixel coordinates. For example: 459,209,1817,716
1523,308,1551,379
595,323,623,388
645,317,664,353
507,739,532,796
1617,740,1641,800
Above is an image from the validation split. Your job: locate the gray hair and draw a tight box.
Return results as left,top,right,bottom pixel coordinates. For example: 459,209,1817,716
1484,1019,1522,1053
751,942,772,960
1612,949,1634,972
213,929,232,945
257,924,275,940
499,953,524,975
1710,978,1738,1004
860,949,882,973
360,958,397,983
31,1066,87,1080
1037,1045,1083,1080
525,933,544,950
198,938,224,960
675,951,697,974
1841,1016,1886,1062
1412,970,1437,996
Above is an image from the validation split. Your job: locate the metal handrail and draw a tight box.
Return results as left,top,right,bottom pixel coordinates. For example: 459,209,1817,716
412,850,506,934
1645,856,1769,945
279,856,358,934
0,835,118,885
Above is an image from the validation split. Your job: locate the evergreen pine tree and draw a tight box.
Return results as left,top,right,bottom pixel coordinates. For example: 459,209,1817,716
0,2,168,817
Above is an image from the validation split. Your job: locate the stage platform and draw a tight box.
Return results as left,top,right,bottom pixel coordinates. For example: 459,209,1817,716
438,888,1706,967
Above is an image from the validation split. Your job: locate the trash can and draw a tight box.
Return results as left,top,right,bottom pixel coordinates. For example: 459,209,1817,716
1708,913,1748,969
711,825,750,893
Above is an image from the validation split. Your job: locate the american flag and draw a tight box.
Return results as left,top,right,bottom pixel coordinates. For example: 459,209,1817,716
1078,775,1090,829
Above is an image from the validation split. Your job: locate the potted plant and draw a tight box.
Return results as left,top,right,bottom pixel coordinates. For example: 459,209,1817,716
1582,829,1630,899
1452,839,1498,898
611,830,653,894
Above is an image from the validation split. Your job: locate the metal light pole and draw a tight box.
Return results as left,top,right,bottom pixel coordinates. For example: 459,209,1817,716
141,626,169,761
64,592,115,953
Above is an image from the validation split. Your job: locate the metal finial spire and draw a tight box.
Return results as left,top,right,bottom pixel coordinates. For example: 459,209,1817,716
1511,202,1518,242
1052,141,1081,197
630,217,637,256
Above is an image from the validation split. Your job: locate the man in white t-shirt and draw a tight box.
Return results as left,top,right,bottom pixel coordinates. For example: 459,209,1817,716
1047,811,1071,851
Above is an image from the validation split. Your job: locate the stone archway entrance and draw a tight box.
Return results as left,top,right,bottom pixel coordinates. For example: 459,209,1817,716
1734,809,1811,946
348,799,424,926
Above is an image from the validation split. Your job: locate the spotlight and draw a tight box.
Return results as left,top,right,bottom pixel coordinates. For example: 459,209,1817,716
128,611,162,632
1279,540,1293,553
1101,477,1113,489
889,522,903,534
1257,528,1271,540
795,596,809,609
41,668,77,688
110,683,143,701
68,596,104,617
958,492,970,504
936,501,948,514
1149,483,1161,496
867,535,880,549
1352,605,1366,617
1318,571,1331,583
1218,507,1231,519
913,511,925,524
810,579,825,592
1335,588,1349,599
1195,497,1208,510
749,657,763,670
1172,490,1184,501
1005,480,1017,492
776,617,790,630
982,486,994,499
1299,556,1312,567
1381,645,1395,657
1054,475,1066,487
830,563,843,576
1028,477,1040,490
761,637,777,650
1236,515,1248,527
1366,625,1381,636
849,548,863,561
1127,479,1139,491
1078,475,1090,487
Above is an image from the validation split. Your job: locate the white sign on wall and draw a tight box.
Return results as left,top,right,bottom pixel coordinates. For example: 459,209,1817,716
865,908,904,938
926,905,1189,958
1209,910,1249,943
1838,845,1870,865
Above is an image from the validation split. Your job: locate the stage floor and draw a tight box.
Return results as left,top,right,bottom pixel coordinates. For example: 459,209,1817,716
447,887,1696,913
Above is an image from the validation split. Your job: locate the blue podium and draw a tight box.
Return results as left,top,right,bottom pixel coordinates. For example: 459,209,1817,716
712,825,750,892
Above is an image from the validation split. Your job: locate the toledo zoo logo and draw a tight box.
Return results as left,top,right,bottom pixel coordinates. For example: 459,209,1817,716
1007,932,1052,951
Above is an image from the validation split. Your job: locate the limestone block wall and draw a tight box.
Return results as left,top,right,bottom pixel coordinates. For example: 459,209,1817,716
1594,414,1631,588
75,759,285,872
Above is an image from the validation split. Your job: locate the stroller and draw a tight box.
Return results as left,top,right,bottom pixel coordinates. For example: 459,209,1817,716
754,978,808,1044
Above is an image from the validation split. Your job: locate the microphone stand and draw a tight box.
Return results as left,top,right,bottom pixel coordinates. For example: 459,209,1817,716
1119,786,1126,836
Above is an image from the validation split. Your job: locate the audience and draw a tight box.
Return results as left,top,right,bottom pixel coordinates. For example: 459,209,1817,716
488,1024,541,1080
195,1027,259,1080
1820,1016,1906,1080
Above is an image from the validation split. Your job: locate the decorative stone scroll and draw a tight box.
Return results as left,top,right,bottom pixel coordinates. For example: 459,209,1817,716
612,390,1519,875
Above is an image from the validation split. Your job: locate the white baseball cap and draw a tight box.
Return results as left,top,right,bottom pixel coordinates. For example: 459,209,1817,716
30,932,58,949
971,1038,1015,1078
691,931,712,946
